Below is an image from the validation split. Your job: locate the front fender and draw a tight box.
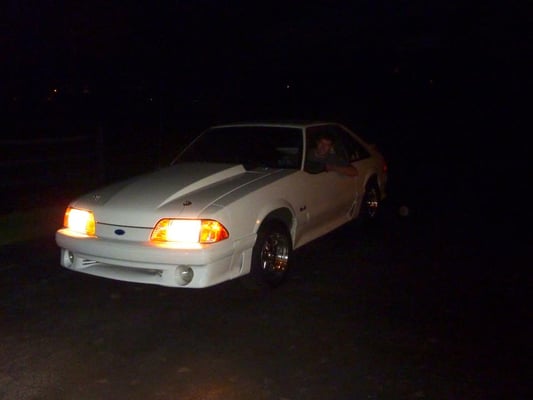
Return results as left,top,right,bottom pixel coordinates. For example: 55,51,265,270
255,201,298,242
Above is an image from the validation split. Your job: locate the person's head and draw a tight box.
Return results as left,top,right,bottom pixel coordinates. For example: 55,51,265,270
315,133,334,157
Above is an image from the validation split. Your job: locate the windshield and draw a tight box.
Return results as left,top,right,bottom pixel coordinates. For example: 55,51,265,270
173,126,303,170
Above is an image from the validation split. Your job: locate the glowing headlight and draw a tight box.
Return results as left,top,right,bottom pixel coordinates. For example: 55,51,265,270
150,219,229,244
64,207,96,236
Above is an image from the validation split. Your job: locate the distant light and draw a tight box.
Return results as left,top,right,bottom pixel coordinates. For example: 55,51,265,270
399,205,409,217
48,88,59,100
286,84,291,89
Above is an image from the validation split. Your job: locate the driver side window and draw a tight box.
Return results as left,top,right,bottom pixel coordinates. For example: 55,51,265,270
330,126,370,162
304,125,351,174
306,126,349,161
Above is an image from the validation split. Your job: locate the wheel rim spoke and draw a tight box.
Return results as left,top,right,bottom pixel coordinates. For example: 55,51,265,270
365,188,379,217
261,233,289,276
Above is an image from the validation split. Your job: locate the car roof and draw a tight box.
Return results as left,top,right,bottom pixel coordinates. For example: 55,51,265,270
211,120,342,129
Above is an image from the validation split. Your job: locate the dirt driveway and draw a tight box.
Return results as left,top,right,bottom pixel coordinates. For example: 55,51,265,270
0,200,528,400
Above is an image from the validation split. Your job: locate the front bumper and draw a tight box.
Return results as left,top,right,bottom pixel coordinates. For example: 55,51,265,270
55,229,255,288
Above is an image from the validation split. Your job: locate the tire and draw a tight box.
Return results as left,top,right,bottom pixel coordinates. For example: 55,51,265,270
246,220,292,289
360,180,381,221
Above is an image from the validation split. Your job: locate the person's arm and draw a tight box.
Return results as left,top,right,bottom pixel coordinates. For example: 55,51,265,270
325,163,358,177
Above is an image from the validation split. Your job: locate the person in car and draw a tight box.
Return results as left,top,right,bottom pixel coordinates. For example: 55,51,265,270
306,133,358,177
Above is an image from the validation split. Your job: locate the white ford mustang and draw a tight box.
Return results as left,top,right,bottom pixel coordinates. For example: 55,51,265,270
56,121,388,288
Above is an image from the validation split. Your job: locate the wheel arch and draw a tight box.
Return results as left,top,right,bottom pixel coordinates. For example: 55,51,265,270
255,205,295,244
363,169,386,201
364,173,379,191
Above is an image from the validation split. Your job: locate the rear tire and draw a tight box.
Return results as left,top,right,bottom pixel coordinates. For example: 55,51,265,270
361,180,381,222
244,220,292,289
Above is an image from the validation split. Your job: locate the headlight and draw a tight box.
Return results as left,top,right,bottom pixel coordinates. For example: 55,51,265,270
64,207,96,236
150,219,229,244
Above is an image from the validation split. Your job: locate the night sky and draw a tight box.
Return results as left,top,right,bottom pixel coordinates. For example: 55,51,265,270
3,0,527,168
5,1,524,102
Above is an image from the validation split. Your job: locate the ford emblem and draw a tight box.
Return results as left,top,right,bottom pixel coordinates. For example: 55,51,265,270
114,229,125,236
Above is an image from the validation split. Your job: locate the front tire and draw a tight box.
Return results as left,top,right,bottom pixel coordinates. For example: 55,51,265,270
247,221,292,289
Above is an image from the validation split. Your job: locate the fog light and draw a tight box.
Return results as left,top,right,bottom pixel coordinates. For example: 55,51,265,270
175,265,194,286
62,249,74,268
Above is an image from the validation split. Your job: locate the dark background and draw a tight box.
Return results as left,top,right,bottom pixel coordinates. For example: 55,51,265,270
1,2,530,398
4,1,526,136
3,0,528,233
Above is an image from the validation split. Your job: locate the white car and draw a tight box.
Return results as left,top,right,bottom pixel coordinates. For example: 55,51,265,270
56,121,388,288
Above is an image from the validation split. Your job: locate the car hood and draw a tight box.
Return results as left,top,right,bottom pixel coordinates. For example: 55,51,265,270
72,163,283,227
